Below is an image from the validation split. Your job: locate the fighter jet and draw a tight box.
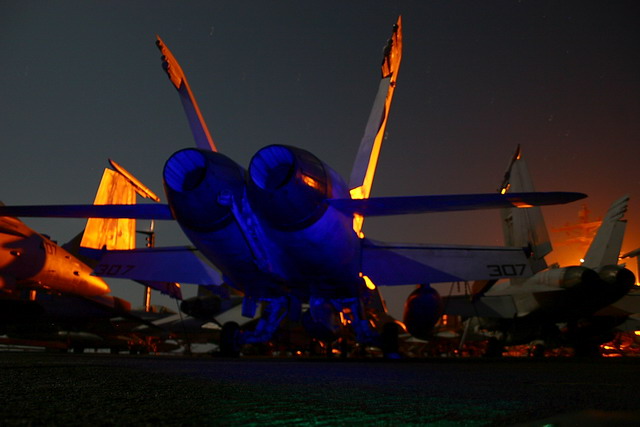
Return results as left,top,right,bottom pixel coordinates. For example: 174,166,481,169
0,162,178,353
434,147,635,356
0,18,586,356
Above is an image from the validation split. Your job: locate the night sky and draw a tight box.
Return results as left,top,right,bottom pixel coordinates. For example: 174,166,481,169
2,1,639,314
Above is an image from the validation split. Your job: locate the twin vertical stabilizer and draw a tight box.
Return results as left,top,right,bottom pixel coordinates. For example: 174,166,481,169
499,146,552,273
348,16,403,236
582,195,629,269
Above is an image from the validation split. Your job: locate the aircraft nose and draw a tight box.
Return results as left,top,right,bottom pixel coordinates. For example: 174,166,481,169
82,273,111,296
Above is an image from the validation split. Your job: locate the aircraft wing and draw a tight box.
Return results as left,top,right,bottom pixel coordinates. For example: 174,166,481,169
0,204,174,220
89,246,223,285
329,191,586,217
361,240,533,285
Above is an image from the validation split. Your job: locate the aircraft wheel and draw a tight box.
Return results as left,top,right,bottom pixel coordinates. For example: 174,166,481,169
220,321,241,357
529,343,546,358
380,322,401,358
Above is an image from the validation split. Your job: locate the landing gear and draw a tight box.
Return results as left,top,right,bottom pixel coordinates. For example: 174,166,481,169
529,343,546,358
380,322,401,358
220,321,240,357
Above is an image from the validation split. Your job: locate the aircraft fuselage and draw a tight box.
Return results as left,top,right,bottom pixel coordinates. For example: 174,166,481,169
163,146,363,302
0,216,110,297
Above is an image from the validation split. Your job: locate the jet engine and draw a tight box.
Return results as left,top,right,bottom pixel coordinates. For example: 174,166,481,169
595,265,635,305
525,266,600,290
247,145,343,230
403,284,444,340
246,144,359,281
180,294,222,320
163,148,246,232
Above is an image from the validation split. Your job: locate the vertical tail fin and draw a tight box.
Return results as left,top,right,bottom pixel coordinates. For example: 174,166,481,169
80,160,161,251
80,168,137,251
499,146,551,273
156,36,217,152
348,16,402,236
581,195,629,269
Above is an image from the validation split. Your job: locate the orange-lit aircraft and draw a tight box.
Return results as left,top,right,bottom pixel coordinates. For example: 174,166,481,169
0,205,136,350
434,147,635,356
0,18,586,356
0,163,178,353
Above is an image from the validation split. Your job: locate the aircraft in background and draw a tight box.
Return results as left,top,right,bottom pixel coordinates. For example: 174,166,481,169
0,162,186,353
0,18,586,356
0,196,135,352
434,147,635,356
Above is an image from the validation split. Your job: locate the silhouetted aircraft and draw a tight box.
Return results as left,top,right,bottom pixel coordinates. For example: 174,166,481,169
435,147,635,356
0,18,586,355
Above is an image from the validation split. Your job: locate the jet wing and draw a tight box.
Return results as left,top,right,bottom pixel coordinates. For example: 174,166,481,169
0,204,174,220
329,191,586,216
90,246,222,285
362,239,533,285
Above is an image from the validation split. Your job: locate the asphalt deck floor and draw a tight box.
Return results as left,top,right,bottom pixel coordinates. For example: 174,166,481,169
1,352,640,426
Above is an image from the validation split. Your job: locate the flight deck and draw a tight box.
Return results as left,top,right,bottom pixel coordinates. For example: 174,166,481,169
2,352,639,425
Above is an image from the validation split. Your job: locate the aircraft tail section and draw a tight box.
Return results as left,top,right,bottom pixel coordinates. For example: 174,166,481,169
582,195,629,269
348,16,402,236
499,146,551,273
79,168,137,252
77,160,162,253
156,36,217,152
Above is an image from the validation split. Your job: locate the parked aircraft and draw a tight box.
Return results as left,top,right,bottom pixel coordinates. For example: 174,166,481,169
434,147,635,356
0,195,137,351
0,162,177,353
0,18,586,355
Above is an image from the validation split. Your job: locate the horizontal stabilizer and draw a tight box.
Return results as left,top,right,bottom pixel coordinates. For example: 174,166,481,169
362,240,533,285
0,204,174,220
329,192,586,217
90,246,222,285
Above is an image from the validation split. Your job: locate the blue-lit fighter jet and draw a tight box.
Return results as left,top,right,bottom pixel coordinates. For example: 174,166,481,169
0,18,586,354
